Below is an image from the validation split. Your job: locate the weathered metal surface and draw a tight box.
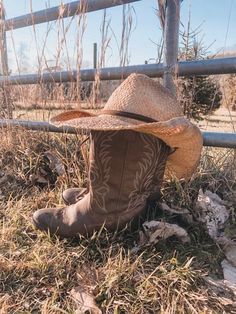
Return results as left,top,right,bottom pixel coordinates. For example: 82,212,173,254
4,0,140,31
163,0,180,94
1,119,236,148
0,57,235,85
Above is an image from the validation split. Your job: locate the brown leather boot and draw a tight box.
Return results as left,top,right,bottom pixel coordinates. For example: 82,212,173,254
62,187,87,205
33,130,170,238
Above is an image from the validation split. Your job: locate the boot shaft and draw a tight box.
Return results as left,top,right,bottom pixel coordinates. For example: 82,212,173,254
88,130,170,214
33,130,170,238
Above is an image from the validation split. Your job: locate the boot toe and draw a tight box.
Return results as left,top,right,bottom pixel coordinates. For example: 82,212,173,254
33,209,57,233
33,207,76,237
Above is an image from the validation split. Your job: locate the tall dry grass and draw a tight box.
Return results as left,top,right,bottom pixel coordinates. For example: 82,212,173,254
0,1,236,313
0,127,235,313
3,2,136,116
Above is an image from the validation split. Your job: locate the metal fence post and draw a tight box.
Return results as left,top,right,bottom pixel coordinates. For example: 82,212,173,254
163,0,180,95
93,42,98,69
0,1,8,75
0,0,12,118
92,42,99,105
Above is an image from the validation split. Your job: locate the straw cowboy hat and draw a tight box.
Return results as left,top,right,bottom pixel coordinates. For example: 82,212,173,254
51,73,203,179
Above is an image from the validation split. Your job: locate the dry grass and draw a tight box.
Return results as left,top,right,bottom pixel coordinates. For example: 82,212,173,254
1,2,236,313
1,127,236,313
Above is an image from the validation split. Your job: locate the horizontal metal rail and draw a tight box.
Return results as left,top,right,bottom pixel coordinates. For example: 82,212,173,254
0,57,235,85
4,0,140,31
1,119,236,148
202,132,236,149
179,57,236,76
0,119,77,134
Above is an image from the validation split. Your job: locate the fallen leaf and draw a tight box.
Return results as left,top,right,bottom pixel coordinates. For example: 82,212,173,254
70,285,102,314
221,259,236,285
204,276,236,298
44,150,65,176
142,220,190,245
225,245,236,268
138,230,148,246
196,190,236,292
195,189,229,240
204,276,236,306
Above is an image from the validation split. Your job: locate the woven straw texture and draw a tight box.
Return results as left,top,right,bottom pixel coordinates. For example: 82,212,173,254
51,74,203,179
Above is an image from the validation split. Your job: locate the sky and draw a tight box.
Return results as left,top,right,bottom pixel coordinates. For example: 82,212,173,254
2,0,236,74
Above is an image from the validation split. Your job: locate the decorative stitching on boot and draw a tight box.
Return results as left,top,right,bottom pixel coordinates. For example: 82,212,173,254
127,134,169,213
89,131,117,213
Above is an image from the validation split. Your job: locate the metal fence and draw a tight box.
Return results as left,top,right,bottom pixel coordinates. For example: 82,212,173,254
0,0,235,148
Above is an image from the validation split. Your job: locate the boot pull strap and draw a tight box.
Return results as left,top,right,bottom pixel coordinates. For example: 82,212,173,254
100,110,158,123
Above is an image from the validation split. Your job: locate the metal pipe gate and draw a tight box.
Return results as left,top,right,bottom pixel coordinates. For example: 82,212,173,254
0,118,235,149
1,57,236,85
0,0,235,148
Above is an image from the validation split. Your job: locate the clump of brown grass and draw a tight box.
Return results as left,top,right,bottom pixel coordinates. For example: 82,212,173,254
0,127,88,200
0,128,236,313
163,147,236,208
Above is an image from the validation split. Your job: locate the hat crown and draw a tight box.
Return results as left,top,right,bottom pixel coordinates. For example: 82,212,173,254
104,73,183,121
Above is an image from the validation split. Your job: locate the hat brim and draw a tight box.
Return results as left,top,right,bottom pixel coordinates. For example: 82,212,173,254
51,110,203,179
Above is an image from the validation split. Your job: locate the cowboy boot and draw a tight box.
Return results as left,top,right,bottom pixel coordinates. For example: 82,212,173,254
62,187,87,205
33,130,170,238
62,136,89,205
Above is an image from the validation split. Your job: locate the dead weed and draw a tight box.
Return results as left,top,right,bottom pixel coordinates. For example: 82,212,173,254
0,128,236,313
